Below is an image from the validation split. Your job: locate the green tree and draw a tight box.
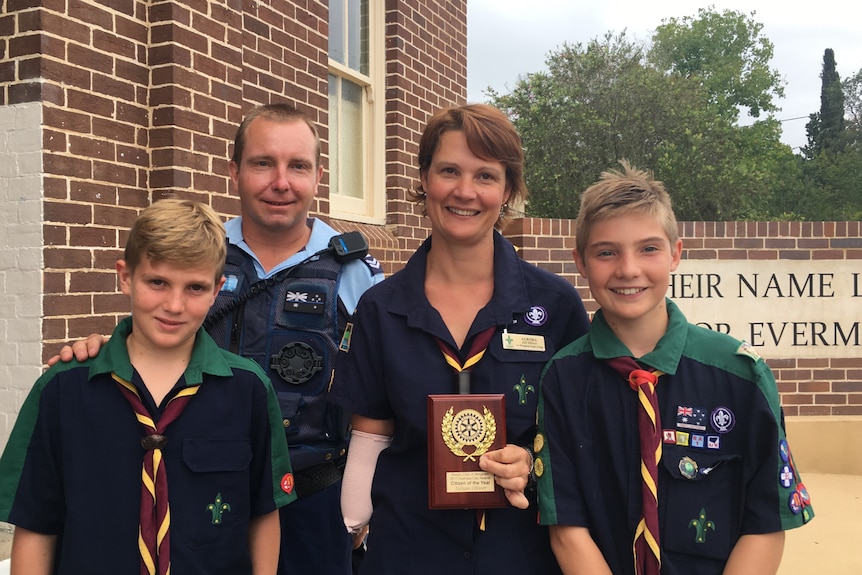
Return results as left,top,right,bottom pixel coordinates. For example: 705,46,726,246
804,49,846,158
649,7,784,121
487,9,794,221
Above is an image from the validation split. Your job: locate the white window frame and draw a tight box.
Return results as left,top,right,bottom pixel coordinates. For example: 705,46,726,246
328,0,385,224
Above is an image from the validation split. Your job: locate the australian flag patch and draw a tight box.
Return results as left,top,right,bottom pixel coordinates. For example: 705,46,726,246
284,290,326,315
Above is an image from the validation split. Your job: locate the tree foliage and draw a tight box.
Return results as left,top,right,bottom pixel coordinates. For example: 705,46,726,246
487,8,794,221
649,7,784,121
804,49,846,158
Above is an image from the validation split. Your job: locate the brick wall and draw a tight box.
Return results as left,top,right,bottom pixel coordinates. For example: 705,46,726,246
0,0,464,363
505,218,862,417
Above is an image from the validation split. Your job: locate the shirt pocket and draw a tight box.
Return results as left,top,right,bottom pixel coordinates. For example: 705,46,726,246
659,449,741,562
181,438,253,549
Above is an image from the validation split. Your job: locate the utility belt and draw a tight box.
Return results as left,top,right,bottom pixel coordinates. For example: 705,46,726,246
294,459,345,499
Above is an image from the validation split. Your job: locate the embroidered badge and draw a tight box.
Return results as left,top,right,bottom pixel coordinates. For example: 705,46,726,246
797,483,811,507
710,406,735,434
206,492,231,524
706,435,720,449
780,465,794,488
222,274,239,292
735,340,761,361
513,375,535,405
676,431,690,446
689,508,716,542
691,434,705,448
788,490,803,514
364,254,382,272
523,306,547,327
676,405,707,431
284,290,326,315
662,429,677,444
339,322,354,352
779,439,790,463
281,473,294,494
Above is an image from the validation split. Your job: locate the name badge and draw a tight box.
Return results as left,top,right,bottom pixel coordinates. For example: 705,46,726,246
501,331,546,352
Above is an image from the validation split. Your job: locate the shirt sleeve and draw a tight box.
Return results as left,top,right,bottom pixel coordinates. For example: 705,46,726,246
250,373,296,514
0,373,65,533
536,356,589,527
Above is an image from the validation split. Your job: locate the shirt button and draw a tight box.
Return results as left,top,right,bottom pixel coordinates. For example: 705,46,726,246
463,552,470,560
283,418,290,428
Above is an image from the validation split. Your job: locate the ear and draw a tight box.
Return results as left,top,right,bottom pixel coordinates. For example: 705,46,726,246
572,248,588,279
213,275,226,299
116,260,133,296
228,161,240,190
670,238,683,272
313,164,323,196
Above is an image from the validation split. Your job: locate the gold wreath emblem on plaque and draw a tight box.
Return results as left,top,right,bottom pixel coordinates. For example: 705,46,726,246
441,406,497,461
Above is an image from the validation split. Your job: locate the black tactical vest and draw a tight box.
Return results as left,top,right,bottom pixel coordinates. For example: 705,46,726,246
206,244,349,471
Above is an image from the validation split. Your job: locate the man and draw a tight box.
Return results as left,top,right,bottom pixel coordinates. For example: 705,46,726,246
55,103,384,574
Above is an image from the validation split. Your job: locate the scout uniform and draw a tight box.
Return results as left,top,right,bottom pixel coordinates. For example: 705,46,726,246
0,317,294,574
330,231,590,575
537,299,813,575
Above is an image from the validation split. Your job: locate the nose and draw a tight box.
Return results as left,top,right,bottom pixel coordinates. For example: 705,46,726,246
271,166,291,192
616,252,640,278
452,174,477,199
163,290,185,313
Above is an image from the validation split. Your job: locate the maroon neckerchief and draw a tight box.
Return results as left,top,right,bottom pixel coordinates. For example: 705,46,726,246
114,373,200,575
606,357,663,575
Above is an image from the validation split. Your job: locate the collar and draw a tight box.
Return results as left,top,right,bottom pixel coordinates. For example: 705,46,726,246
589,298,687,376
224,217,336,277
388,231,532,344
89,316,235,385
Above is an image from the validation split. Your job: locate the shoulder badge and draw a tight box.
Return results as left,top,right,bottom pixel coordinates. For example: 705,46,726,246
735,340,761,362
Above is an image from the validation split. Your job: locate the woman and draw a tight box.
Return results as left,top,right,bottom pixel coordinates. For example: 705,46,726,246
331,104,590,574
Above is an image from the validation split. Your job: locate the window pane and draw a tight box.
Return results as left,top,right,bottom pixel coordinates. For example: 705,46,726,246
328,74,340,197
340,79,363,199
329,0,345,65
347,0,368,74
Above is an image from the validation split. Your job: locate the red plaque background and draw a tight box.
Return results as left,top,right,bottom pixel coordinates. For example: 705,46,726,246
427,394,507,509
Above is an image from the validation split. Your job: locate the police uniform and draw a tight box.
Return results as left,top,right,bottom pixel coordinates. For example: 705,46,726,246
536,300,813,575
0,317,294,574
329,231,590,575
207,217,383,575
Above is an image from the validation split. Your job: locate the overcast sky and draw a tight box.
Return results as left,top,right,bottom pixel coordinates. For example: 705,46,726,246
467,0,862,151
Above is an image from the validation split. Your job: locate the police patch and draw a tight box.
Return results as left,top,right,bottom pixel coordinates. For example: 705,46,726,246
284,290,326,314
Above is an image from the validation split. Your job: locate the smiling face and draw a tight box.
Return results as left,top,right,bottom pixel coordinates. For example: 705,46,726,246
229,116,323,243
574,211,682,334
420,130,510,247
118,256,224,356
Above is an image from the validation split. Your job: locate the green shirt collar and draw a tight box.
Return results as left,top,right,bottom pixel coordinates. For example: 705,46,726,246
589,298,687,376
89,316,235,384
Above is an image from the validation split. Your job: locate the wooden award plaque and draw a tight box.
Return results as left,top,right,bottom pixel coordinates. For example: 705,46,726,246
427,394,507,509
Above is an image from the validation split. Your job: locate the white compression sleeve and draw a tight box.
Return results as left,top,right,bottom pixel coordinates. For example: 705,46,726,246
341,429,392,533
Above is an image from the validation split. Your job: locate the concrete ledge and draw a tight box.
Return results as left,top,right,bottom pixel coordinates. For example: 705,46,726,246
785,416,862,475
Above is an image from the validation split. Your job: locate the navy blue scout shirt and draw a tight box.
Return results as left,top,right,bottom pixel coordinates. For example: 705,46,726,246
537,300,813,575
0,317,294,575
330,231,590,575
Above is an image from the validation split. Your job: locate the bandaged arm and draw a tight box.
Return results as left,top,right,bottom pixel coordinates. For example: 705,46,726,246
341,414,393,534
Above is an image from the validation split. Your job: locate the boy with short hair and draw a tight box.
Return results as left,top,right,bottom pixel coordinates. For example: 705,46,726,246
535,162,813,575
0,199,295,574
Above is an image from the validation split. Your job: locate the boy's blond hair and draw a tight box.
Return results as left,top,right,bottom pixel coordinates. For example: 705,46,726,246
575,160,678,260
124,199,226,283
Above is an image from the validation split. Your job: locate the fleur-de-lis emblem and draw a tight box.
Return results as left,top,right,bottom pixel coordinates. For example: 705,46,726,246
689,507,716,543
207,492,231,525
513,375,535,405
